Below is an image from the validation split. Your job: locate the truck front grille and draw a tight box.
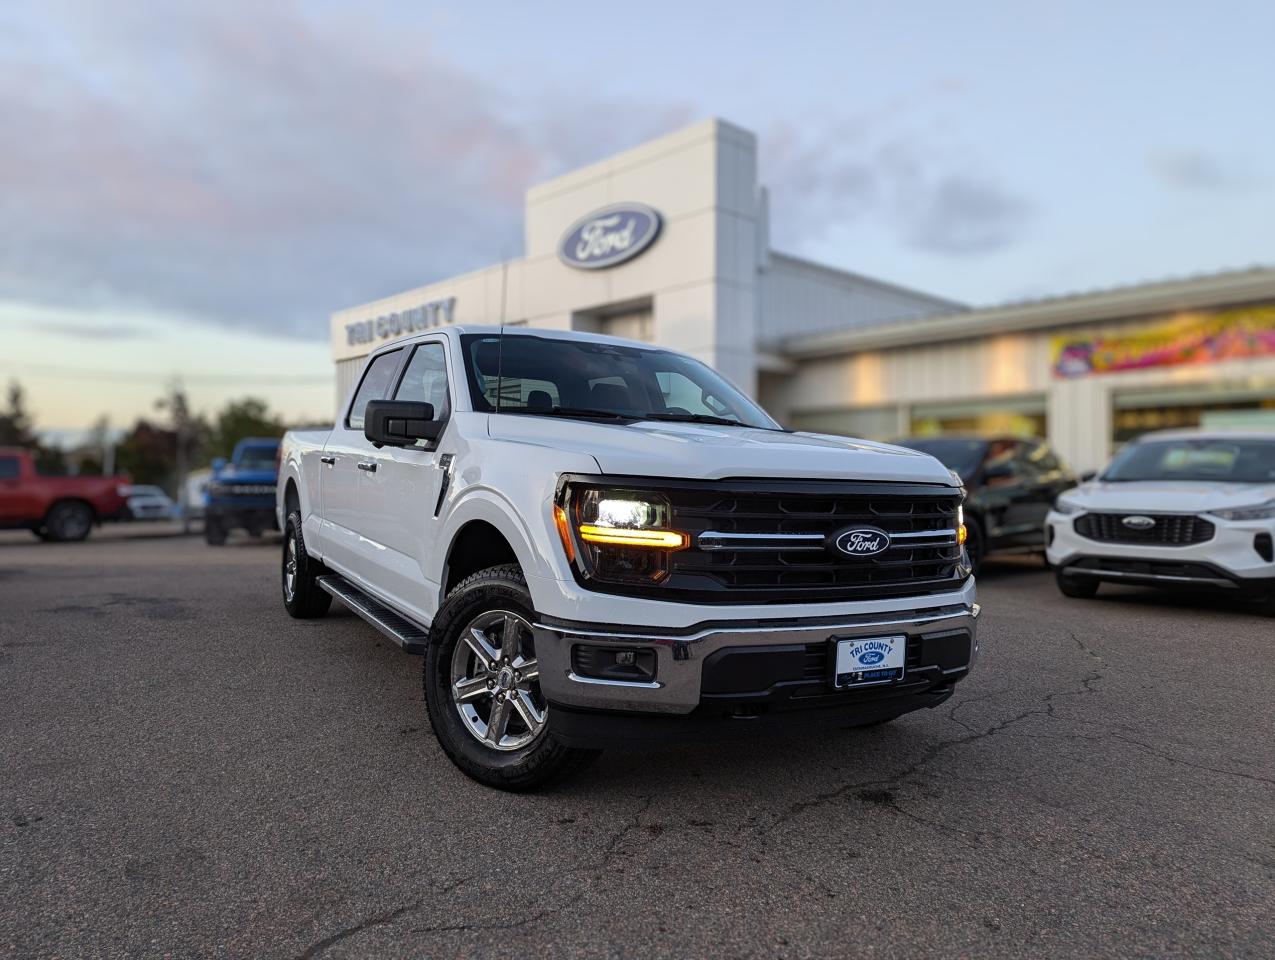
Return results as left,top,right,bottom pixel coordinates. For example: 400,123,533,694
662,481,966,604
1073,513,1215,546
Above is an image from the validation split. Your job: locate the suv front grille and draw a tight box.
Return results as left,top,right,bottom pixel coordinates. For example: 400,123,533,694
1074,512,1215,546
662,481,965,604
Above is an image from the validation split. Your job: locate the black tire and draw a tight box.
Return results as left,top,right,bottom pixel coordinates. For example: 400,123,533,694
43,500,94,542
1055,568,1099,599
424,564,600,791
964,514,987,575
204,516,227,546
1257,593,1275,618
281,511,331,619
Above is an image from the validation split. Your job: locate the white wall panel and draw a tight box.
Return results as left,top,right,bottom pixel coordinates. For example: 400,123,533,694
758,254,958,345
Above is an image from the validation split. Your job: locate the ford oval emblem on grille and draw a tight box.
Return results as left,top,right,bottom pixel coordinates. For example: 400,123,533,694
1122,515,1156,530
833,526,892,557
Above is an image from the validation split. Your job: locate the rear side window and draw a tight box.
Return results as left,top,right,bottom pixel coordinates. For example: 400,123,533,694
346,350,402,430
393,343,451,420
0,456,18,479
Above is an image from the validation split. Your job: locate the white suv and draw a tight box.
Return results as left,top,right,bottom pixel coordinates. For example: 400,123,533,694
1047,429,1275,614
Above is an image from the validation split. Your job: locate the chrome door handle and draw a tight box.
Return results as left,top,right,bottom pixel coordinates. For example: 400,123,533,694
319,455,336,465
356,461,377,473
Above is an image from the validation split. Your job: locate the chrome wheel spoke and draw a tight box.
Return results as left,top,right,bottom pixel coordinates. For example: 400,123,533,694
485,696,513,744
462,628,499,671
453,675,490,704
512,690,544,730
514,657,538,683
499,614,523,662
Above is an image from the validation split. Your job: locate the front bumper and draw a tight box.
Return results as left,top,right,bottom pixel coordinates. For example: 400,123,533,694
1046,509,1275,586
532,600,979,722
206,503,278,530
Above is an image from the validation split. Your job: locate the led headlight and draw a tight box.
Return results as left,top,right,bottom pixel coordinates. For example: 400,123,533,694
557,487,688,584
1208,500,1275,521
1053,495,1083,515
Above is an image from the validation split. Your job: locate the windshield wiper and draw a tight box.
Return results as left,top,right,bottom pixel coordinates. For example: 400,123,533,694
507,406,632,421
643,413,748,428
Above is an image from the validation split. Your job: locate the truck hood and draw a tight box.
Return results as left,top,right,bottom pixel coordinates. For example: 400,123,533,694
1063,479,1275,513
487,416,956,485
214,468,278,484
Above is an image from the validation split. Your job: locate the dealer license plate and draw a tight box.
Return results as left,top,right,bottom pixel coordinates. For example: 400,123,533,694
832,635,907,689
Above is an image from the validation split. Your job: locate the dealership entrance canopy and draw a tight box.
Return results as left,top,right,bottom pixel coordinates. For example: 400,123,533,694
332,118,1275,474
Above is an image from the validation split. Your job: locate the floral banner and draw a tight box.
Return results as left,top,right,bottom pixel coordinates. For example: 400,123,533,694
1052,304,1275,378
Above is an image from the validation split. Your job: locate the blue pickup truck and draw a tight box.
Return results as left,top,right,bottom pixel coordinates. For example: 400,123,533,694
204,438,281,545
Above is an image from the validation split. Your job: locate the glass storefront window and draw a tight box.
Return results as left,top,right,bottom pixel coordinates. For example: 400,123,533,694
1111,384,1275,447
909,396,1046,439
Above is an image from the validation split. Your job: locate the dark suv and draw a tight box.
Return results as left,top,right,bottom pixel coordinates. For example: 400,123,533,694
895,436,1076,571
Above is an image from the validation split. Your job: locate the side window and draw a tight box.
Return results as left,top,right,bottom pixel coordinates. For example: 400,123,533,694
346,350,402,431
984,440,1024,478
394,343,451,423
0,456,18,479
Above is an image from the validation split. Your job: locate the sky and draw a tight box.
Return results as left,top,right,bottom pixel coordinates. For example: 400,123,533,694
1,0,1272,438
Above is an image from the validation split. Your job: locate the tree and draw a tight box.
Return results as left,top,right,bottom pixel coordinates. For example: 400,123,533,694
209,397,285,460
0,380,39,447
115,421,177,487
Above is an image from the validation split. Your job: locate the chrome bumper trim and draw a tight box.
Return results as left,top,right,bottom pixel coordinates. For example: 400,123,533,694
532,602,978,715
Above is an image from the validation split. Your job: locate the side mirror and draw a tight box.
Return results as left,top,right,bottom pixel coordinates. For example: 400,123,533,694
1079,470,1098,483
364,400,441,447
211,457,227,473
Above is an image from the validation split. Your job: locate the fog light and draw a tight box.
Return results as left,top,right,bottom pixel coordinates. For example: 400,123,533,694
958,523,968,546
572,645,657,682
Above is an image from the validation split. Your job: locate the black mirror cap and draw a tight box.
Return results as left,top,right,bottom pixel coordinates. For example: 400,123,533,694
364,400,441,447
1079,470,1098,483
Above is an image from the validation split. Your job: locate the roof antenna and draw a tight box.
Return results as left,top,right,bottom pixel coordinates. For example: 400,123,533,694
495,252,509,413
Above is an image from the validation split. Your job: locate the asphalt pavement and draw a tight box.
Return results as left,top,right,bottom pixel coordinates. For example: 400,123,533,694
2,528,1272,959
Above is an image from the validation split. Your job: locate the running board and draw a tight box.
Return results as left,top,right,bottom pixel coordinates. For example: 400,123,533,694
316,574,430,654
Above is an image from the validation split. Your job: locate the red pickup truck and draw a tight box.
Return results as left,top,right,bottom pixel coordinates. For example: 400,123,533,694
0,448,131,542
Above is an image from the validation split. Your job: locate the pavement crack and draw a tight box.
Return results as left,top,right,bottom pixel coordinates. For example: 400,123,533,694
410,794,657,938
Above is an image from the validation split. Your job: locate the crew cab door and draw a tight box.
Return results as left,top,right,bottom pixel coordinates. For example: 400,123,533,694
317,348,404,575
358,340,452,624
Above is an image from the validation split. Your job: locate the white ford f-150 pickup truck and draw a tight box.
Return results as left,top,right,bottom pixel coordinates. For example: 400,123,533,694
277,326,978,790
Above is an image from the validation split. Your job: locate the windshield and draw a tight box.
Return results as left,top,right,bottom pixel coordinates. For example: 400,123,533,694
1103,438,1275,483
895,438,987,480
235,446,278,471
460,334,781,430
130,486,165,497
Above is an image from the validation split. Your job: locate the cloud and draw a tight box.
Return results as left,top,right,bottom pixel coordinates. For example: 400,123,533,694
903,175,1033,255
761,123,1032,257
40,321,147,341
0,2,693,339
1149,151,1249,192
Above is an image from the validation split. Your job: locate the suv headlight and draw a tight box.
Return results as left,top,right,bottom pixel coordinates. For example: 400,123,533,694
1208,500,1275,521
554,486,688,584
1053,495,1084,515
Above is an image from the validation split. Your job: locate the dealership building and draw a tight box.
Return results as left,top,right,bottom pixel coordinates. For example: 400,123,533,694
331,118,1275,474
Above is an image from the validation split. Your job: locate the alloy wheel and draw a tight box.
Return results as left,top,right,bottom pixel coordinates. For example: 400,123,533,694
283,535,297,602
449,609,545,752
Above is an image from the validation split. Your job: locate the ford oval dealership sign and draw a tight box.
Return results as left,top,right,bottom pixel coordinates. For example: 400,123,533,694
558,203,661,270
